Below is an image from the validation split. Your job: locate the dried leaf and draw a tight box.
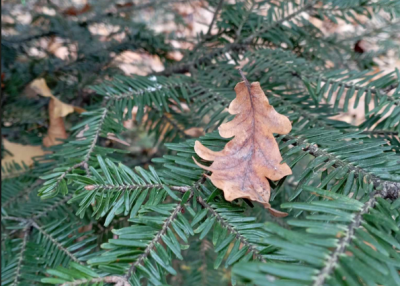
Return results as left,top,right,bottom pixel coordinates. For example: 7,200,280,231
1,139,47,172
194,73,292,217
30,78,85,146
184,127,205,137
30,78,53,97
107,133,130,146
73,106,86,114
30,78,85,117
43,98,68,147
363,240,377,251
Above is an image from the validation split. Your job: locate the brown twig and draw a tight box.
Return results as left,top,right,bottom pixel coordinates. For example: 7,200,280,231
11,227,31,286
125,203,183,279
2,180,43,208
2,216,83,264
197,197,267,263
60,276,130,286
84,184,191,192
206,0,225,36
312,195,377,286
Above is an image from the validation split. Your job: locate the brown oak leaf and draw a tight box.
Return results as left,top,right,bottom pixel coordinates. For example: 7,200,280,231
30,78,85,147
194,71,292,217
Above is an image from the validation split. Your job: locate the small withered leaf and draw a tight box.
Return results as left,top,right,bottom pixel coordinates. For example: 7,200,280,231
194,72,292,217
106,133,131,146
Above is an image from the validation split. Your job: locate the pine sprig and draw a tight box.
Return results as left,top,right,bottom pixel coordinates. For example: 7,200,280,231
59,276,130,286
11,229,30,286
232,186,400,285
197,197,266,262
312,195,377,285
281,134,400,199
2,216,96,267
126,203,183,279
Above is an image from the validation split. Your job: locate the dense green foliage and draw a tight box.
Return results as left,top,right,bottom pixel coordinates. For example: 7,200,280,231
2,0,400,285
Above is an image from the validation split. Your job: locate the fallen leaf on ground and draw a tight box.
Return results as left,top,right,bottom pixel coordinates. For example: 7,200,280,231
30,78,85,117
62,3,91,16
43,98,68,147
1,139,47,173
30,78,86,146
194,72,292,217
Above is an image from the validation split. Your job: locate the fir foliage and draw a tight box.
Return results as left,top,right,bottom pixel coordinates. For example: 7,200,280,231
2,0,400,285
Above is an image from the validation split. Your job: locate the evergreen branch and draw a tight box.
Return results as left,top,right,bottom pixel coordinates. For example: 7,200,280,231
1,169,32,180
3,31,58,44
160,1,316,76
1,216,30,223
30,220,82,264
186,31,226,59
32,194,73,220
161,112,191,139
5,2,400,285
235,1,256,39
283,135,400,200
104,82,193,101
95,216,128,236
79,0,185,27
2,180,42,208
124,176,206,279
197,197,266,263
158,44,242,75
243,0,317,44
126,203,183,279
270,91,398,143
270,95,332,129
362,130,399,136
60,276,130,286
292,72,400,105
39,107,108,197
53,162,85,189
196,85,231,107
11,228,30,286
3,215,84,265
84,184,190,192
206,0,225,36
83,107,109,167
200,240,210,285
231,186,398,284
313,195,377,286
